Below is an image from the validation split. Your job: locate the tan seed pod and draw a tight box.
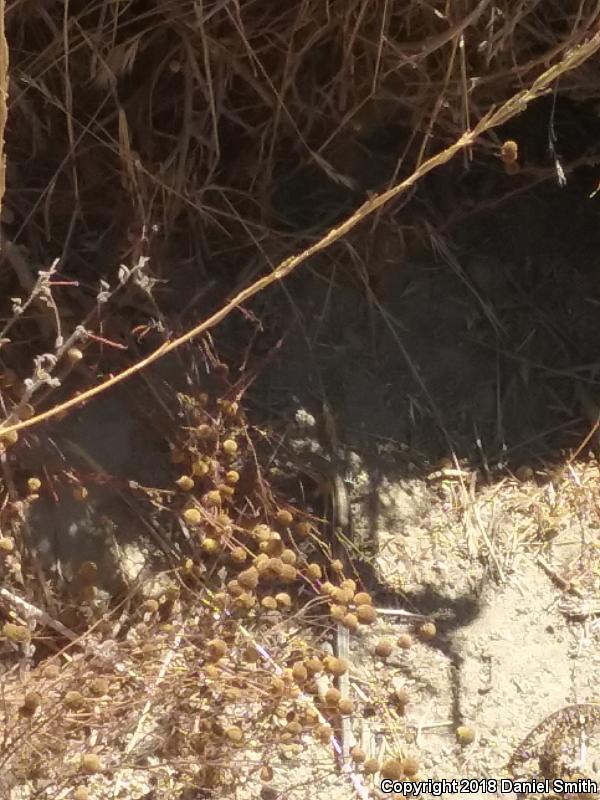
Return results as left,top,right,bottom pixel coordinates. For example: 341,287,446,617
397,633,413,649
253,523,272,540
456,725,475,745
305,657,323,675
302,708,319,727
324,687,341,706
23,691,42,711
315,723,333,743
374,639,393,658
381,759,404,780
353,591,372,606
267,557,284,576
43,664,60,679
286,720,302,735
192,459,210,477
324,656,349,676
196,423,214,439
227,579,243,597
274,592,292,608
320,581,335,595
238,566,259,589
218,484,235,497
419,621,437,641
280,548,297,565
205,490,222,506
0,536,14,552
356,604,377,624
229,547,246,563
500,139,518,164
225,470,240,484
269,677,285,696
27,477,42,494
276,508,293,526
280,563,297,582
331,587,354,605
64,690,85,710
402,756,419,777
222,439,238,456
350,745,366,763
237,592,256,610
305,563,322,580
330,559,344,573
81,753,102,774
6,622,32,642
341,578,356,593
176,475,194,491
294,521,311,537
208,639,228,659
201,538,219,554
291,662,308,683
342,612,358,631
183,507,202,525
363,758,380,775
259,765,274,782
261,595,278,610
89,677,110,696
338,697,354,715
73,788,89,800
225,725,243,742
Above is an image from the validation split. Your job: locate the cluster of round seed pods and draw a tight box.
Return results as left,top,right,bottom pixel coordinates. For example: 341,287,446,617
319,579,377,630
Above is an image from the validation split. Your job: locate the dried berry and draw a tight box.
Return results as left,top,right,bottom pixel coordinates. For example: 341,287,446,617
22,691,42,712
89,677,109,696
64,690,85,709
342,612,358,632
402,756,419,777
374,639,393,659
305,563,322,580
323,656,349,676
397,633,413,649
183,507,202,525
176,475,195,491
363,758,380,775
27,477,41,494
456,725,475,745
353,591,372,606
274,592,291,609
315,723,333,743
276,509,293,526
419,621,436,641
356,604,377,624
350,745,366,763
225,725,243,742
208,639,228,660
222,439,238,456
81,753,102,773
238,566,259,589
324,687,341,706
338,698,354,715
291,662,308,683
381,759,404,780
261,595,278,610
305,657,323,675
